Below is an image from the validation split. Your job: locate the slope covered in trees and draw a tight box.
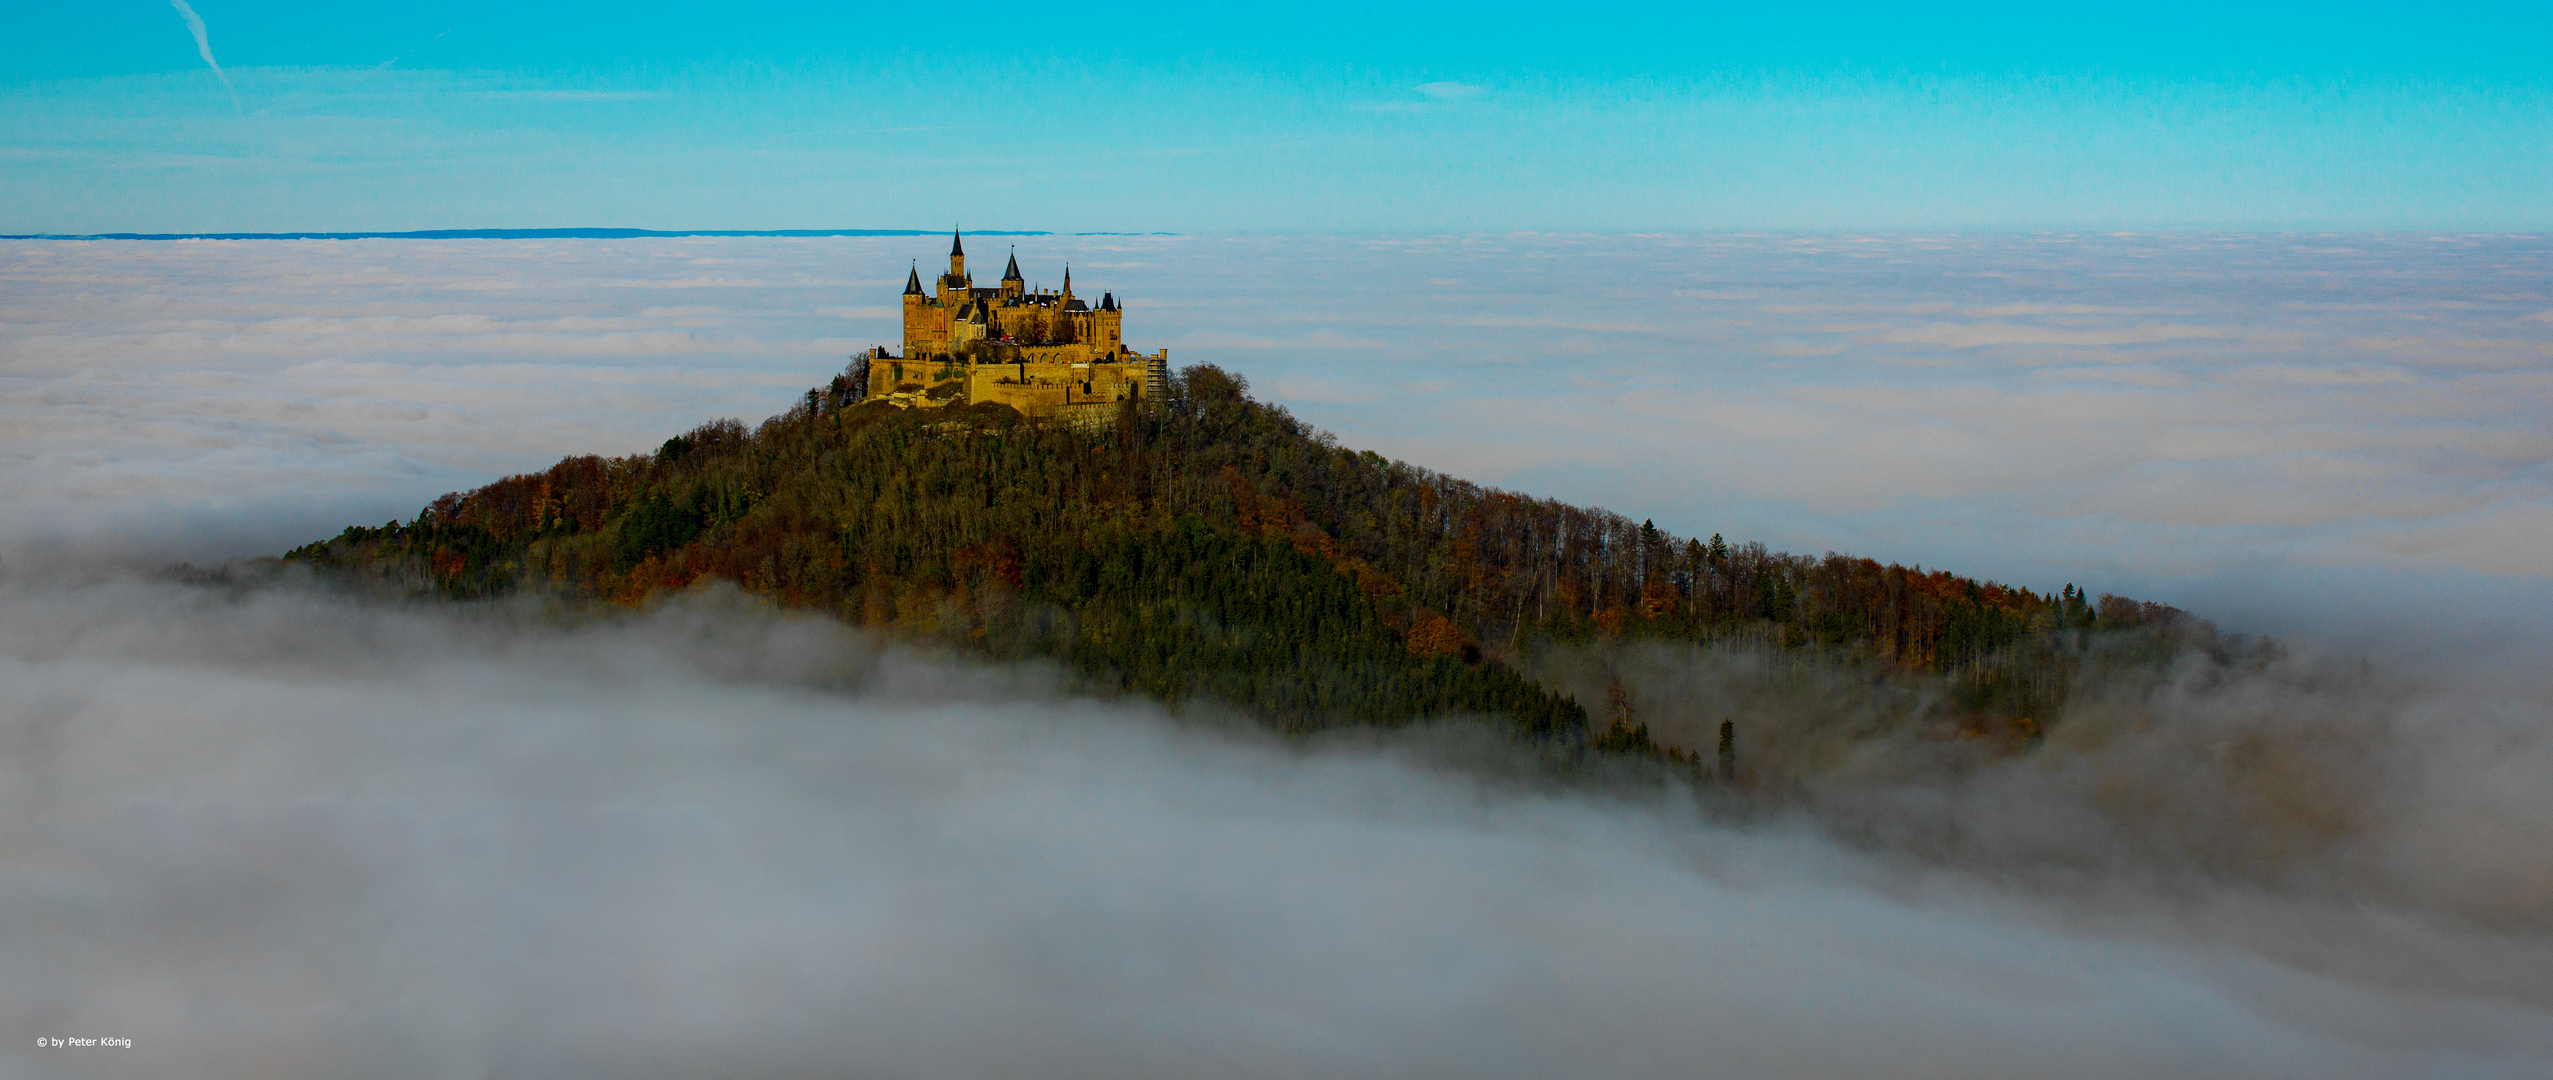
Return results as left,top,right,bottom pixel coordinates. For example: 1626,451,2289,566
286,365,2191,750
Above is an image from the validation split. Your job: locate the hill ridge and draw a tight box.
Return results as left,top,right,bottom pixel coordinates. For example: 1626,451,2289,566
286,364,2194,750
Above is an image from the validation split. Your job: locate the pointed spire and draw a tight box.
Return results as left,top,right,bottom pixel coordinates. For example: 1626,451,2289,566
1061,264,1072,295
1002,247,1022,282
904,263,923,296
950,228,964,257
1100,291,1116,311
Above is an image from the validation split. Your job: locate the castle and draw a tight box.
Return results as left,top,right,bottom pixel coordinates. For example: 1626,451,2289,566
863,231,1168,421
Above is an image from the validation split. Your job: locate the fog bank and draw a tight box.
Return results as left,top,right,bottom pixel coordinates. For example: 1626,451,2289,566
5,573,2550,1078
5,232,2549,1076
5,233,2548,640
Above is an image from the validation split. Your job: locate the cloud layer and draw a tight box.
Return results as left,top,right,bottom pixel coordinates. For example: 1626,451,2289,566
0,238,866,566
5,233,2545,635
1116,234,2553,580
4,234,2551,1075
4,574,2549,1078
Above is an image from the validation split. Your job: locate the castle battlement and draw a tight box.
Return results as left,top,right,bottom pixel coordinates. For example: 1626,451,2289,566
869,230,1166,420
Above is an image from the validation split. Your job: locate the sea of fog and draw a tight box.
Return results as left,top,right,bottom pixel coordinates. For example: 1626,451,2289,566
3,234,2549,1077
4,232,2548,640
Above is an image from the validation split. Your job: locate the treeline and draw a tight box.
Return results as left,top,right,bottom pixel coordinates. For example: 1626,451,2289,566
287,365,2189,743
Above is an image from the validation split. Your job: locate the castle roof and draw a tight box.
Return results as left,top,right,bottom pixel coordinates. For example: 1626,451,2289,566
950,229,964,257
1100,291,1117,311
1002,250,1022,281
904,265,923,295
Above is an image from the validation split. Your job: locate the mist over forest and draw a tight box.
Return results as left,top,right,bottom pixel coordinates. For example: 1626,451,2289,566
9,562,2549,1078
4,235,2550,1077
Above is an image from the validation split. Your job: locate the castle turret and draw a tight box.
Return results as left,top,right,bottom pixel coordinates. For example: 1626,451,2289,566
948,228,966,280
1001,249,1024,300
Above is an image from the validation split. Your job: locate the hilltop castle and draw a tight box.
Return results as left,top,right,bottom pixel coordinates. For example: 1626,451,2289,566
863,231,1168,420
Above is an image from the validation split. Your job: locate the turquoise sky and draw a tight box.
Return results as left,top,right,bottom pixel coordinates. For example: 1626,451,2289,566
3,1,2549,231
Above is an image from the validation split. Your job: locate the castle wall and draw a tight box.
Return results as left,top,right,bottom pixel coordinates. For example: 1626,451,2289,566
965,357,1150,417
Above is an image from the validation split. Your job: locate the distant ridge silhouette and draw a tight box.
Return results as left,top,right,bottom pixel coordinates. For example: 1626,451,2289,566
1,228,1063,241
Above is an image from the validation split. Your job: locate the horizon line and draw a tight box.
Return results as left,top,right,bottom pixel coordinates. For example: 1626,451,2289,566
0,228,1119,242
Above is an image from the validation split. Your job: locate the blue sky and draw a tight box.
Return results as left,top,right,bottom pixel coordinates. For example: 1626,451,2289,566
4,1,2548,231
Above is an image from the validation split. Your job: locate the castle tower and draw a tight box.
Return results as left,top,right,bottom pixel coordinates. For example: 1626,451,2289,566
901,263,929,357
1001,249,1024,300
938,229,969,304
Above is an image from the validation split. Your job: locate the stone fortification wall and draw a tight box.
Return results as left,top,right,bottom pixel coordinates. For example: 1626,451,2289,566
867,351,1167,420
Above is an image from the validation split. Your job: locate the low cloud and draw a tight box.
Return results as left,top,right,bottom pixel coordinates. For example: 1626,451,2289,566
0,239,870,566
4,232,2551,1075
1265,374,1384,404
1168,329,1384,350
1878,322,2230,349
4,231,2547,626
3,573,2548,1077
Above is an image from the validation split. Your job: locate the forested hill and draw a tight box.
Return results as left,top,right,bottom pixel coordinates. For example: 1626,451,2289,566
286,364,2189,749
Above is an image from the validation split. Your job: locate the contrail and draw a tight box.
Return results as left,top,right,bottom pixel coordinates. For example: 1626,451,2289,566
377,29,451,69
168,0,241,110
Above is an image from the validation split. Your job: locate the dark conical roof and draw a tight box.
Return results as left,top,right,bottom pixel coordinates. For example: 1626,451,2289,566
1002,249,1022,281
950,228,964,257
1100,291,1116,311
1061,264,1072,293
904,264,923,295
